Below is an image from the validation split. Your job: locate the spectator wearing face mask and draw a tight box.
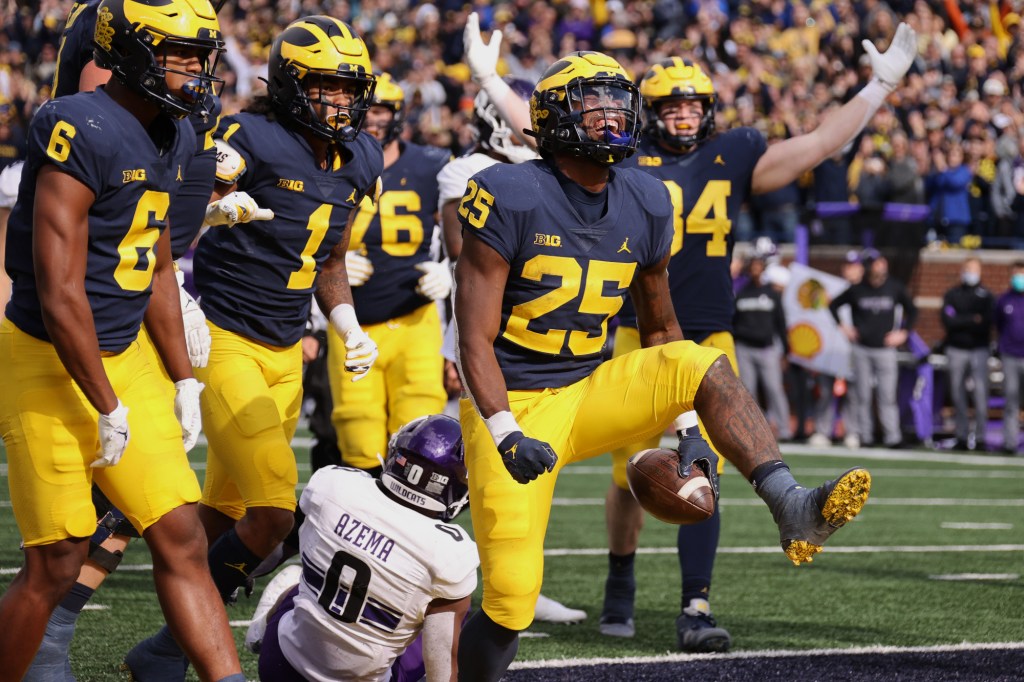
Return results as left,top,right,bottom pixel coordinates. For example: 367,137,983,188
995,261,1024,455
940,257,994,451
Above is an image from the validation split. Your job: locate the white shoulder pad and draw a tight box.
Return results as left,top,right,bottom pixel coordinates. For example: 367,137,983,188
0,161,23,209
214,138,246,184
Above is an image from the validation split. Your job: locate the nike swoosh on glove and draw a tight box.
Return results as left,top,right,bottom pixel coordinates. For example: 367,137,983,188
93,400,130,468
677,427,720,501
497,431,557,484
174,378,204,452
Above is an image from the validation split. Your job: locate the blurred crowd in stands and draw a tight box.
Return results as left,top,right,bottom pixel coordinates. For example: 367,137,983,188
1,0,1024,250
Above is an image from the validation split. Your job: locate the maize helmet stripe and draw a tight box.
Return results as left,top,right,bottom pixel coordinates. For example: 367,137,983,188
120,0,221,46
639,57,717,150
279,17,371,78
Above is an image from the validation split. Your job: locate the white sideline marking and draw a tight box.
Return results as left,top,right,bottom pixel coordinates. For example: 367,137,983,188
941,522,1013,530
508,641,1024,670
552,497,1024,507
82,604,109,611
229,619,252,628
520,632,550,639
543,544,1024,557
929,573,1020,581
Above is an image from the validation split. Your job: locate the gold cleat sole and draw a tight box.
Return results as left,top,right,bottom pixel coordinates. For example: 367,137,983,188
784,468,872,566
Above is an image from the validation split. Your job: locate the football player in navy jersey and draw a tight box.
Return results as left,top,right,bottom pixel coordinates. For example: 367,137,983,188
600,25,917,651
22,4,240,677
328,72,451,474
453,51,873,680
0,1,245,680
125,15,384,677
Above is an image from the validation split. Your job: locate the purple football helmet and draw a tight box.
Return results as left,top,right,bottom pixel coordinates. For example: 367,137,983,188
381,415,469,521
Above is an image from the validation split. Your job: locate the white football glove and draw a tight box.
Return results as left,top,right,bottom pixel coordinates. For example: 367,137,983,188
464,12,500,84
174,378,204,453
176,270,210,368
204,191,275,227
93,400,130,468
343,328,379,381
414,259,452,301
862,22,917,91
346,251,374,286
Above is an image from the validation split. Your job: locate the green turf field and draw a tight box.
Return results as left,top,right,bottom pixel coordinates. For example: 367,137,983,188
2,440,1022,680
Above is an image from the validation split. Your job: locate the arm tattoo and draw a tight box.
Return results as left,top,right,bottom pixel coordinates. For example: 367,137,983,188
694,358,781,478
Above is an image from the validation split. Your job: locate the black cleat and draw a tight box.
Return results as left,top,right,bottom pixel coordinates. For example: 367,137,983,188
676,600,731,653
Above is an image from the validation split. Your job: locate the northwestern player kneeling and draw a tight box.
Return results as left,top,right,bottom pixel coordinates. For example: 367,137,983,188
248,414,478,682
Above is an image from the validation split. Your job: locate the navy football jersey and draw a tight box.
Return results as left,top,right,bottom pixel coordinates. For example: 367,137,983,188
349,141,448,324
52,0,99,99
4,88,195,351
459,160,673,390
53,0,219,258
194,113,384,346
618,128,767,337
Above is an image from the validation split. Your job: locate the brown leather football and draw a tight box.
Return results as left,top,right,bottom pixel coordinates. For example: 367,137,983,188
626,448,716,524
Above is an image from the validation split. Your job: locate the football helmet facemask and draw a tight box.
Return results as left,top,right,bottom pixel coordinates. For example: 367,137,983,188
474,76,538,164
93,0,224,118
268,16,375,143
528,51,640,166
381,415,469,522
367,72,405,147
640,57,717,150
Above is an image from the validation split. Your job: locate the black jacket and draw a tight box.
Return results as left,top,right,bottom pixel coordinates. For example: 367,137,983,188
941,283,993,349
829,277,918,348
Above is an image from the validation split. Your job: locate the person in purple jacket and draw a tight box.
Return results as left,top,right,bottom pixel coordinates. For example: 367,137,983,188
995,261,1024,455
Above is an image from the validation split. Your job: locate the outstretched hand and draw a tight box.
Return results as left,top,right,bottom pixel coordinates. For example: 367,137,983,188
464,12,501,84
862,22,917,91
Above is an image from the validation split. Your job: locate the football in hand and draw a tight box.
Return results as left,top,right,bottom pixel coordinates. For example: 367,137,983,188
626,448,716,525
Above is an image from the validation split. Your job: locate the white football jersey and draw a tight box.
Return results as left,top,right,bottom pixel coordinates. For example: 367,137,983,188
279,467,479,682
435,152,499,205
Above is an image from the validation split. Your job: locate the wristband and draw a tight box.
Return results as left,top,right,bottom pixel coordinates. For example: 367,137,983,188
484,410,521,446
856,79,891,109
673,411,699,433
329,303,360,337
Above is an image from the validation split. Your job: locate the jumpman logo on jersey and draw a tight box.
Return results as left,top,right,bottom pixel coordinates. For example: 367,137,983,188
347,188,358,203
714,155,726,166
225,562,248,576
618,238,632,254
176,164,183,182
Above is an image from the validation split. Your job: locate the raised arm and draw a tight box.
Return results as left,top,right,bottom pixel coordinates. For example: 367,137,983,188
464,13,534,149
422,595,471,682
751,23,917,195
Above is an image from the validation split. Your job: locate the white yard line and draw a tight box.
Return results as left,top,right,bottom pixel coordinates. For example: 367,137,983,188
929,573,1020,581
941,522,1013,530
508,641,1024,670
5,543,1021,576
